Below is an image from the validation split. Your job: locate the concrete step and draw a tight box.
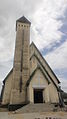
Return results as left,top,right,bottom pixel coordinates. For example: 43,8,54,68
15,103,55,113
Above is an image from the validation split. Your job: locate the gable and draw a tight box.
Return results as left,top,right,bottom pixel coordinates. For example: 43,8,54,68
26,66,50,87
30,42,60,85
30,55,59,91
29,68,49,88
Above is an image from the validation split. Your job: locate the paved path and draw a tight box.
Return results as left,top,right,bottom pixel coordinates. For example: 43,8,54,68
0,112,67,119
0,112,10,119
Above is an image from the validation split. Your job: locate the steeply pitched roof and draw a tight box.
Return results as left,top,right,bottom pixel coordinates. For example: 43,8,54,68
26,66,50,86
3,68,13,84
16,16,31,25
30,42,60,84
30,53,59,91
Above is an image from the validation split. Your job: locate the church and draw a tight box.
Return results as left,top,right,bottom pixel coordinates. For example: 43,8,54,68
1,16,62,110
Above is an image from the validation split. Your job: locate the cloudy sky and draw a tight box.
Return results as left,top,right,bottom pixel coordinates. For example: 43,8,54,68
0,0,67,93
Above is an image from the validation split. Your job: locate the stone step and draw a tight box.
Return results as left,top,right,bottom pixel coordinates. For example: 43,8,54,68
15,103,55,113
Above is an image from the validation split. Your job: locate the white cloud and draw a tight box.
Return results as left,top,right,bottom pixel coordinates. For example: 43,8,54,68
0,0,67,62
45,41,67,92
31,0,67,50
0,0,43,62
45,40,67,69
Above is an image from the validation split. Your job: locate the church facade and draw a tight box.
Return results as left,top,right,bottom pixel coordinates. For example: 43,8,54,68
1,16,61,110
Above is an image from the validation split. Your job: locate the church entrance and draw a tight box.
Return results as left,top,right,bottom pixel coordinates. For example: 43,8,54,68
34,89,43,103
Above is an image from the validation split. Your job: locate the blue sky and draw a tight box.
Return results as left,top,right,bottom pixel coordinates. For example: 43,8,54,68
0,0,67,93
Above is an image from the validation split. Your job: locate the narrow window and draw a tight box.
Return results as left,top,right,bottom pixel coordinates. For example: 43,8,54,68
19,76,22,92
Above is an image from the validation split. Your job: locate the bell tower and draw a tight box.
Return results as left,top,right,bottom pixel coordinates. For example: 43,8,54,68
10,16,31,105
